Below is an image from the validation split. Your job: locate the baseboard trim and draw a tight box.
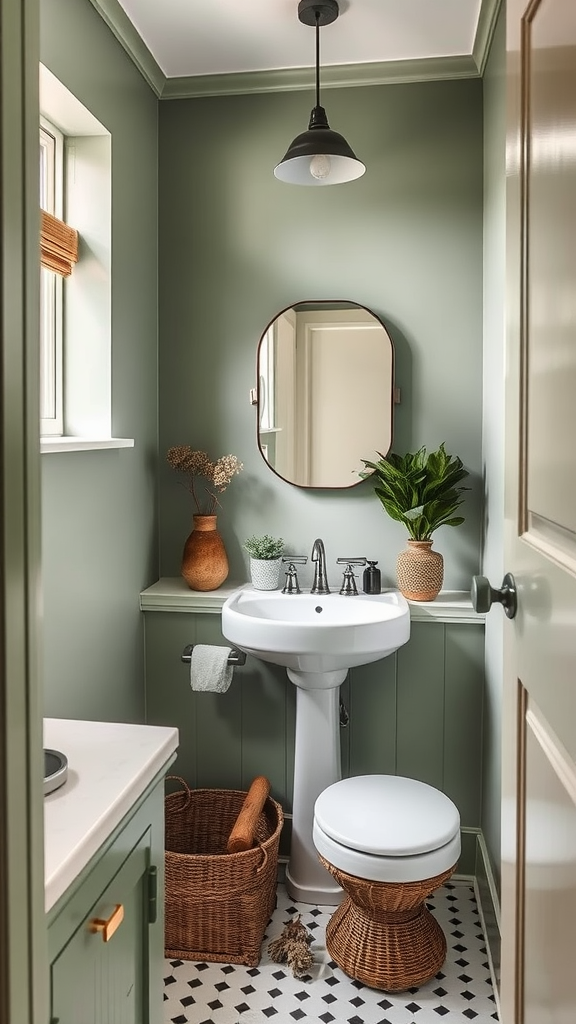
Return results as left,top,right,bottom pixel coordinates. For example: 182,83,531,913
474,832,501,1012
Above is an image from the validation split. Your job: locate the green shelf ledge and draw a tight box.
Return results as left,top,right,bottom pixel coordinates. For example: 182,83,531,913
139,578,485,624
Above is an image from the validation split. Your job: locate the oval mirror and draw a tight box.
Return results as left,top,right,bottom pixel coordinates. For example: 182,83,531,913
256,300,394,488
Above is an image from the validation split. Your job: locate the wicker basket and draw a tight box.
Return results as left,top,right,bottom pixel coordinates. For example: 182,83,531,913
164,777,283,966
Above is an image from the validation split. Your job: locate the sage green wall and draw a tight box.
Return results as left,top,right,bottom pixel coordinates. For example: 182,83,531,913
40,0,158,722
482,5,506,886
158,79,484,588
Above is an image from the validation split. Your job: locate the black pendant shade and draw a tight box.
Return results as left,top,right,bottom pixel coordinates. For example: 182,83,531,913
274,1,366,186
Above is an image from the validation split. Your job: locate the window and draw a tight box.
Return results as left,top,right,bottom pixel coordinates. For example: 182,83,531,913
39,119,64,436
39,64,132,453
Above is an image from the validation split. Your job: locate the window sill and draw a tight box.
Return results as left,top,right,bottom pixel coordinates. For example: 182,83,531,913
41,436,135,454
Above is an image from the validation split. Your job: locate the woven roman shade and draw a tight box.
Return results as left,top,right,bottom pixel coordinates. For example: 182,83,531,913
40,209,78,277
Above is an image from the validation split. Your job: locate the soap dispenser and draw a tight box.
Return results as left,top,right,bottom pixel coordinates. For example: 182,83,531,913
363,560,381,594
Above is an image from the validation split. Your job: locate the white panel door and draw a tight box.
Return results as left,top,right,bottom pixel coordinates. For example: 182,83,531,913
502,2,576,1021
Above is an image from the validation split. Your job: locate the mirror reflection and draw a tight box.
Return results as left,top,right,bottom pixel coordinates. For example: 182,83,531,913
256,301,394,488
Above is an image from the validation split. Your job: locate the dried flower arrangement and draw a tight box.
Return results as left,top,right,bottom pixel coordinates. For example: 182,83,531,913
167,446,243,515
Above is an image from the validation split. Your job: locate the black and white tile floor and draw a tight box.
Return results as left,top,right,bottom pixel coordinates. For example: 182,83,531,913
164,881,499,1024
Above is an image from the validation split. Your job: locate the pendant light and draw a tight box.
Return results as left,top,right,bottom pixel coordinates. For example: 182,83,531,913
274,0,366,186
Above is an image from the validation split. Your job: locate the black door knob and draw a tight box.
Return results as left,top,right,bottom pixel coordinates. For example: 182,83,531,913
471,573,517,619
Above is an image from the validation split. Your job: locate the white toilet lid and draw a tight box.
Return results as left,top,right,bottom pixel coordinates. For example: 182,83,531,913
314,775,460,857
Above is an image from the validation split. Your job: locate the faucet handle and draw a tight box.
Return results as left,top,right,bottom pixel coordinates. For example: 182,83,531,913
282,557,307,595
337,558,366,597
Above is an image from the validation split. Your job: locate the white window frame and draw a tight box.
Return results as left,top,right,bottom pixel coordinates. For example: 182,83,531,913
39,64,134,454
40,117,64,437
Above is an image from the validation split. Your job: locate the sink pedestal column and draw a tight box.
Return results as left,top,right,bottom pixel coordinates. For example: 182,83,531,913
284,668,347,906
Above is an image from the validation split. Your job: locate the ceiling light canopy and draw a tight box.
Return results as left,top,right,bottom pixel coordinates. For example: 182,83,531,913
274,0,366,187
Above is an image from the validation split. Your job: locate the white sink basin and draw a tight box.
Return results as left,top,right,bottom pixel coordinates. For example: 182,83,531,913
222,588,410,675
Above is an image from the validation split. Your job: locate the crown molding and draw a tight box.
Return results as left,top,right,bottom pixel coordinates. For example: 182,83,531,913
160,54,478,101
473,0,504,76
87,0,165,97
86,0,490,102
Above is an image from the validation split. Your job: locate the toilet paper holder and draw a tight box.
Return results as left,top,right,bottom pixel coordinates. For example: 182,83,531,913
181,644,246,666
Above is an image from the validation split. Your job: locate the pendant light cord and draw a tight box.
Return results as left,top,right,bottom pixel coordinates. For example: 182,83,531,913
315,9,321,108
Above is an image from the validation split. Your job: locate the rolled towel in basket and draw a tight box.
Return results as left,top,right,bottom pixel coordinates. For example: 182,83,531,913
190,644,233,693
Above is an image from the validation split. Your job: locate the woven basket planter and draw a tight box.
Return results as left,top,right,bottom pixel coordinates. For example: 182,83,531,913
165,778,283,966
396,539,444,601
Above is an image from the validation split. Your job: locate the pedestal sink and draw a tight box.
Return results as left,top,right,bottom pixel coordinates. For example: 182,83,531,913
222,587,411,904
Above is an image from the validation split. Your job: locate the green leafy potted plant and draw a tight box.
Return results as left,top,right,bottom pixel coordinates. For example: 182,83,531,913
244,534,285,591
360,443,469,601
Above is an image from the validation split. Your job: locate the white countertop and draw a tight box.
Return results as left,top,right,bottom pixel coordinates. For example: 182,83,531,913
44,718,179,913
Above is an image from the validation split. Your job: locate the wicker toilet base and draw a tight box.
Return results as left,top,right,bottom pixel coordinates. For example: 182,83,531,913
319,856,457,992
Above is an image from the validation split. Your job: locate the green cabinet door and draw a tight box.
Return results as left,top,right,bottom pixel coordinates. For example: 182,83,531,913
50,831,153,1024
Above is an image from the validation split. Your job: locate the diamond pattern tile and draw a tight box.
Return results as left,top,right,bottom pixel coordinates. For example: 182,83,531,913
164,882,499,1023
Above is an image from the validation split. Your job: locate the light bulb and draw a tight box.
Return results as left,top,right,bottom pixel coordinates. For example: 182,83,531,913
310,154,331,180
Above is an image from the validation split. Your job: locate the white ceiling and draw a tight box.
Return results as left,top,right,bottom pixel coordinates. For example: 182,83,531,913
115,0,484,81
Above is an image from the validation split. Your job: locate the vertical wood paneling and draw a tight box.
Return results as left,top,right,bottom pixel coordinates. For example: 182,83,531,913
238,658,288,800
191,615,244,788
348,655,397,776
396,622,446,789
443,624,484,825
144,612,485,831
144,613,200,788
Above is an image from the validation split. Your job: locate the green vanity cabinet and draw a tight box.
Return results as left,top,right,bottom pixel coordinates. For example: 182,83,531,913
47,771,168,1024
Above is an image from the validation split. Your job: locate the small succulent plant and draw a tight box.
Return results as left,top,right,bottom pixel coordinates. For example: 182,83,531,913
243,534,285,560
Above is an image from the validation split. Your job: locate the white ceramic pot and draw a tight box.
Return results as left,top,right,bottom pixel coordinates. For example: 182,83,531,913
250,557,282,591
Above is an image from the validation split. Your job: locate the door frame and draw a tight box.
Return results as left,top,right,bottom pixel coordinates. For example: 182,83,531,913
0,0,47,1020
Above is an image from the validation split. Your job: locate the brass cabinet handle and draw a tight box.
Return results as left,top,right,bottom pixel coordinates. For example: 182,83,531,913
91,903,124,942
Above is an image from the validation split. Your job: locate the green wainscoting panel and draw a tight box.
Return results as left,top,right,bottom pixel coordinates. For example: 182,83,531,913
458,829,479,877
144,613,290,805
191,615,244,790
144,613,200,787
144,612,485,832
396,623,446,789
347,655,397,777
443,624,485,826
234,657,291,799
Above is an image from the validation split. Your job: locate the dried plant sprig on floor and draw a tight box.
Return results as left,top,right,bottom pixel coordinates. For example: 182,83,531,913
167,446,243,515
268,915,315,978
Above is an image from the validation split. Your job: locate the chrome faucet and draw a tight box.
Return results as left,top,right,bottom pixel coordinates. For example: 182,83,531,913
310,538,331,594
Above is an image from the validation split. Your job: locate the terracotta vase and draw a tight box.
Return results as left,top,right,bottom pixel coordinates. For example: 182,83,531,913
396,539,444,602
181,514,229,592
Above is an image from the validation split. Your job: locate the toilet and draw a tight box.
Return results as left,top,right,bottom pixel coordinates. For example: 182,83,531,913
312,774,461,992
